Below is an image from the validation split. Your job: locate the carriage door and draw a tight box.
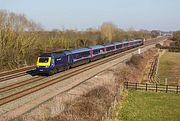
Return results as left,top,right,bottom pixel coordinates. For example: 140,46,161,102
67,55,71,64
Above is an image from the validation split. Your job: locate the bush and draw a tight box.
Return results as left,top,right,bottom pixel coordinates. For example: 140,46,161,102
173,31,180,47
128,54,143,67
155,43,162,48
50,86,115,121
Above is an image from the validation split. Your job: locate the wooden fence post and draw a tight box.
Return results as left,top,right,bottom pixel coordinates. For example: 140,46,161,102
177,86,179,94
166,85,168,93
156,84,158,92
136,83,138,90
146,83,148,91
165,78,168,85
126,82,128,89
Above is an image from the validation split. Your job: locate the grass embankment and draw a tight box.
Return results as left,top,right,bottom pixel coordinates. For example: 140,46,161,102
158,52,180,85
116,91,180,121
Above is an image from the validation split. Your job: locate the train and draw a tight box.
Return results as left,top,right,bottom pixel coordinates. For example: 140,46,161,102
36,38,144,75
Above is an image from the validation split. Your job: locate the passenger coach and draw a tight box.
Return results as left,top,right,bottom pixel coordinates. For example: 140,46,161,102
88,45,105,61
70,48,91,67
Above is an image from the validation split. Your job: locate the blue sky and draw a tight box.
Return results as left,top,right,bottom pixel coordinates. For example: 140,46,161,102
0,0,180,31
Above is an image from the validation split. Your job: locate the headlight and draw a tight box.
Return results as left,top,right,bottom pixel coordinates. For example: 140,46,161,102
45,66,49,68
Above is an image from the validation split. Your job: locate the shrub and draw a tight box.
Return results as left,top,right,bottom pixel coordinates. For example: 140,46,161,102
155,43,162,48
128,54,143,67
50,86,115,121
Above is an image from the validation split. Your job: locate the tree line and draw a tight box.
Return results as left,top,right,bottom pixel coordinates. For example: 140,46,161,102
0,10,153,71
173,31,180,47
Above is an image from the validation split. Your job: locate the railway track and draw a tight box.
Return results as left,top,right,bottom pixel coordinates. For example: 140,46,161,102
0,66,35,82
0,37,166,106
0,66,35,77
0,76,44,93
0,72,28,83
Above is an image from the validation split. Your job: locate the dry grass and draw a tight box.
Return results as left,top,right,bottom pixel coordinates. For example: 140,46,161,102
117,48,158,83
45,86,116,121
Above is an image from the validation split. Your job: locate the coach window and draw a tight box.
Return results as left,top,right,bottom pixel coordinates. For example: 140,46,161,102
110,46,114,50
79,52,83,58
86,51,90,57
116,45,119,49
109,47,112,51
74,54,79,59
106,47,110,51
107,47,110,51
117,45,122,49
82,51,89,57
81,52,84,57
94,49,99,55
100,49,103,53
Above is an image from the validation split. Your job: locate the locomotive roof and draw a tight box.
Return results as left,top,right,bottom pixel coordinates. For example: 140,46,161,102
70,47,90,54
40,53,52,57
40,50,71,57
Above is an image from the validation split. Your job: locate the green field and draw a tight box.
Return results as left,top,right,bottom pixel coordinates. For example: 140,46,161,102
116,91,180,121
157,52,180,85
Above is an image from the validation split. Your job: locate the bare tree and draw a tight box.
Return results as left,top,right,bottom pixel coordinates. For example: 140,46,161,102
100,22,117,43
0,10,42,69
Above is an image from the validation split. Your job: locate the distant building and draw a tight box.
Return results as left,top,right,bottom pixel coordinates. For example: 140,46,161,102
151,30,173,37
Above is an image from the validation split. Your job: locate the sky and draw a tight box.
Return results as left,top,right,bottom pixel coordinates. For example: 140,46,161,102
0,0,180,31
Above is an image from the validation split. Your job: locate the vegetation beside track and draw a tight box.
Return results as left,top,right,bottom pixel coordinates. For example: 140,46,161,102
0,10,153,71
122,48,158,83
114,90,180,121
173,31,180,47
157,52,180,85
